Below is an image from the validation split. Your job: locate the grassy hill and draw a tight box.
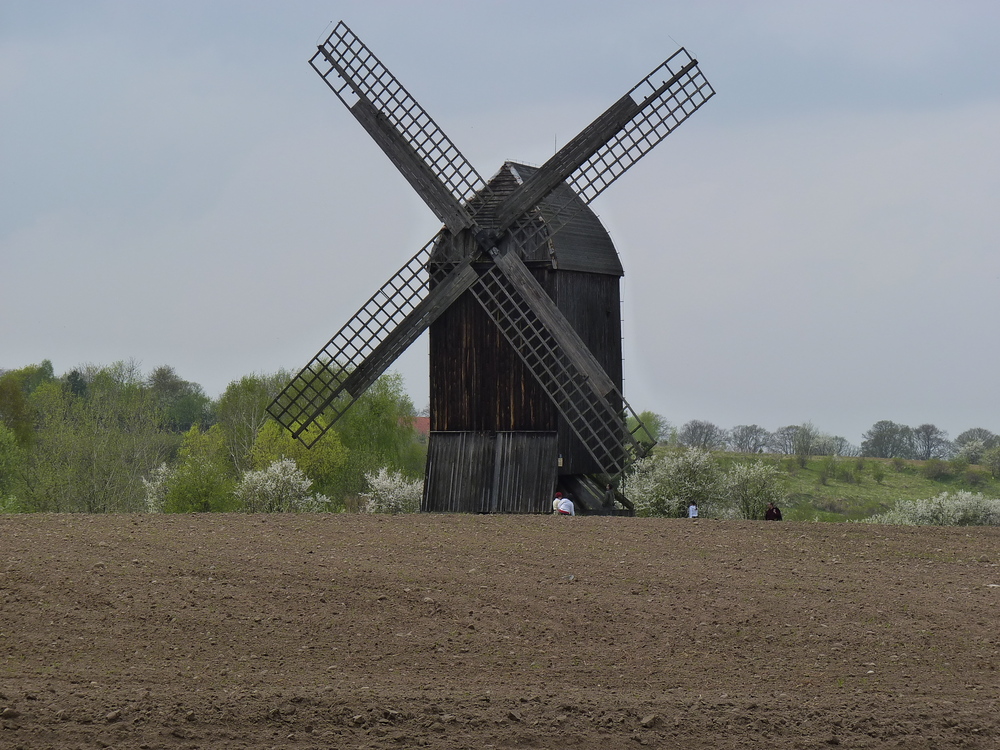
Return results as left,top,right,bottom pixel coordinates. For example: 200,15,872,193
761,455,1000,522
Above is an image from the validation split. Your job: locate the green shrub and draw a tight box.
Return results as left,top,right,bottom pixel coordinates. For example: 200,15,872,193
965,470,988,488
983,447,1000,479
921,458,948,480
835,461,857,484
163,458,237,513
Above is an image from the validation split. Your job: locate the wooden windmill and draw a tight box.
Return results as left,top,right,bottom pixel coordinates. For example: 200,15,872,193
268,22,714,514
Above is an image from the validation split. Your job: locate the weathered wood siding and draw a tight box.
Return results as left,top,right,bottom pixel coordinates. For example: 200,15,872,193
422,431,557,513
552,270,624,475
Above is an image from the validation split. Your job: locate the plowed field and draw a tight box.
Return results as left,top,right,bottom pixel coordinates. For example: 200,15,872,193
1,514,998,748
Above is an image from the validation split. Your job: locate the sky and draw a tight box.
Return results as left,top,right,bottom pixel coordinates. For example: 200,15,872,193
2,1,998,447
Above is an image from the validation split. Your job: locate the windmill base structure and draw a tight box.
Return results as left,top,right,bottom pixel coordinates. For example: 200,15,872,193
266,22,715,514
423,161,628,514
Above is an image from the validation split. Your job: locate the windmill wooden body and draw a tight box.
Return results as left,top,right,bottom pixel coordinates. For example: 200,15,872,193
268,22,715,513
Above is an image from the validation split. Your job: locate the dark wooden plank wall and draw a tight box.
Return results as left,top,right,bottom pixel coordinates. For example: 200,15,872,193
428,267,623,476
425,159,629,487
429,276,559,432
553,269,624,475
423,431,557,513
422,431,495,512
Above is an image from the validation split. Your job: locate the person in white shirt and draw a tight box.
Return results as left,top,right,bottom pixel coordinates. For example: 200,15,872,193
554,492,575,515
688,501,698,518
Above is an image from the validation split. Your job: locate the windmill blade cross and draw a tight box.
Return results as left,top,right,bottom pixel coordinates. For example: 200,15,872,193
279,22,712,482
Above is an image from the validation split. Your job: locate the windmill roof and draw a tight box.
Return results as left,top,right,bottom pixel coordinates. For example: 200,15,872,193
501,162,624,277
429,162,624,277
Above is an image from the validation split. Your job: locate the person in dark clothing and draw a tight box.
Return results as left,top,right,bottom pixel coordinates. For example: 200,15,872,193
765,502,783,521
602,484,616,509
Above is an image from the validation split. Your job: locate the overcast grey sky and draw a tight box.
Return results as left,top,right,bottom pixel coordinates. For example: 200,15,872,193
2,1,998,445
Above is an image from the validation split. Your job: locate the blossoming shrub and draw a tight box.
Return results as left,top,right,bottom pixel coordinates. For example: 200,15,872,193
142,463,173,513
622,448,723,517
360,467,423,514
867,491,1000,526
724,460,785,520
236,458,326,513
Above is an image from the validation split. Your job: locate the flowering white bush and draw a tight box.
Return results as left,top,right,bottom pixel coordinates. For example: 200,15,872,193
622,448,722,517
724,461,785,520
867,491,1000,526
142,462,174,513
236,458,325,513
957,439,988,465
360,467,423,514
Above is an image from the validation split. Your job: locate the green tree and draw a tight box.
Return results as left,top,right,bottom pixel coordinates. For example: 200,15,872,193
21,362,172,512
729,424,770,454
215,372,289,475
250,420,347,495
768,425,799,455
0,423,25,511
161,425,236,513
147,365,212,432
793,422,819,467
954,428,999,453
983,446,1000,479
912,424,951,461
0,362,55,447
326,372,422,501
628,411,670,447
861,420,915,459
957,439,988,465
678,420,727,450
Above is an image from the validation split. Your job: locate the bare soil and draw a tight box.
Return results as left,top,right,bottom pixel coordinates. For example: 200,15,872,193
1,513,998,749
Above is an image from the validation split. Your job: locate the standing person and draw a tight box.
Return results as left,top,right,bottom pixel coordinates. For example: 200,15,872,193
602,484,616,509
765,502,783,521
688,501,698,519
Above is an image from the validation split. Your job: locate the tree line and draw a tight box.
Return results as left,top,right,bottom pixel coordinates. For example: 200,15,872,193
0,360,424,513
3,359,997,515
660,418,1000,469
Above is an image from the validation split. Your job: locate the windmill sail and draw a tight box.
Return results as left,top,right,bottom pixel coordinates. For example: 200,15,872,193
311,22,486,234
267,239,479,446
495,48,714,242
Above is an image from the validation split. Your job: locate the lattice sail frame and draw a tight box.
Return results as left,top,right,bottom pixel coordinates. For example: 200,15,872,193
470,262,647,475
310,22,490,232
568,48,713,203
268,239,436,444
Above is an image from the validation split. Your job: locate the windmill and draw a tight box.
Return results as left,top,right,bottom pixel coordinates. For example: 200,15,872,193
268,22,715,514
